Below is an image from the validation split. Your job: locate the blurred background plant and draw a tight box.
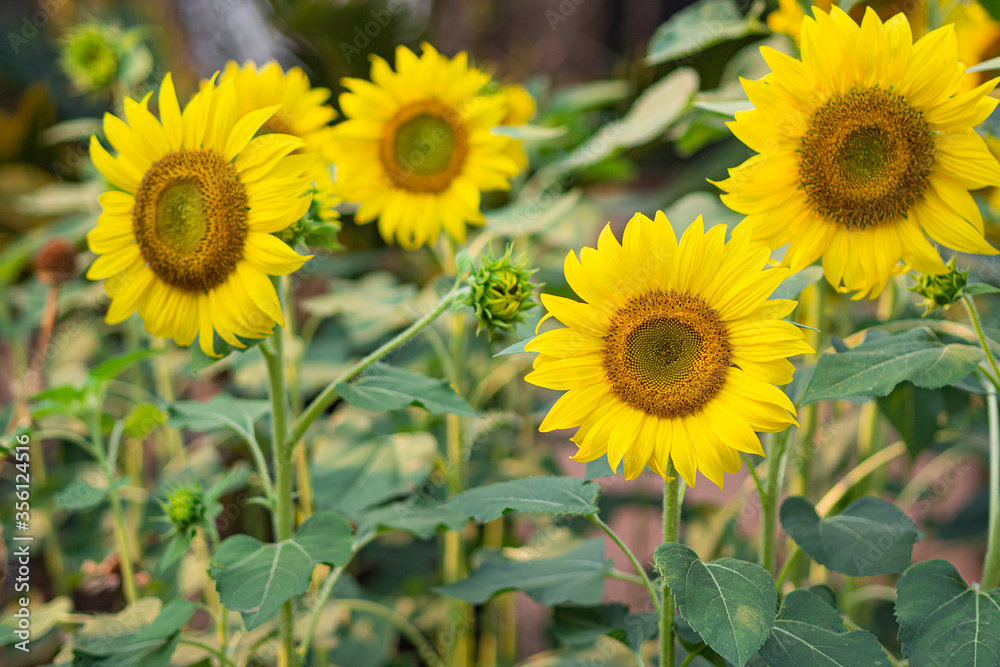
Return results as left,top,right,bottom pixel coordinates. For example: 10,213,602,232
2,0,1000,666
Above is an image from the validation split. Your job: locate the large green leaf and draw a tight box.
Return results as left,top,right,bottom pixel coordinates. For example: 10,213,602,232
357,500,470,540
753,590,891,666
443,476,600,521
72,598,195,667
896,560,1000,666
311,432,438,518
646,0,764,65
800,328,984,405
435,539,612,605
210,512,354,629
336,364,478,417
780,496,922,577
654,543,776,667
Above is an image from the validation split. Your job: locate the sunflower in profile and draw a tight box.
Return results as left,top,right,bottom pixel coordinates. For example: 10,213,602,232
217,61,340,222
524,212,811,487
718,6,1000,299
87,73,313,357
330,43,527,249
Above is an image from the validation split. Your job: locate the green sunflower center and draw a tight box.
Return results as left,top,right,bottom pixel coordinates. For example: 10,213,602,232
799,87,935,230
380,101,468,193
132,149,248,292
602,289,731,418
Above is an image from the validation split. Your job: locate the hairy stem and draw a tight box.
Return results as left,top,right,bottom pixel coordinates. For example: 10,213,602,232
661,461,681,667
261,327,295,667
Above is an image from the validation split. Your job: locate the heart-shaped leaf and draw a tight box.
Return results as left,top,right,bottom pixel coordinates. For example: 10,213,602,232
896,560,1000,666
754,589,891,666
210,512,354,629
800,328,983,405
780,496,923,577
654,543,776,667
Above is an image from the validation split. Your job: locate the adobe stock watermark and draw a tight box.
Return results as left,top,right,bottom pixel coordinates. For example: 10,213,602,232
7,0,71,54
340,0,409,64
546,0,586,31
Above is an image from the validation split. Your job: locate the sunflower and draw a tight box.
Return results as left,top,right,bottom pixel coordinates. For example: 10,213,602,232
330,43,526,249
86,73,313,357
217,60,340,222
768,0,1000,93
717,7,1000,300
524,212,811,487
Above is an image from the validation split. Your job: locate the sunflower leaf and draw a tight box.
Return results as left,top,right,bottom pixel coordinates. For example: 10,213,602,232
442,476,600,521
896,560,1000,666
800,327,984,405
646,0,766,65
780,496,923,576
654,543,775,667
209,512,353,629
752,589,891,666
434,539,612,605
335,363,478,417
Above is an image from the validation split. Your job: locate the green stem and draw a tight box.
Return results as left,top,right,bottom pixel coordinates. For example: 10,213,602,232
285,282,468,449
298,535,375,659
89,388,137,604
587,515,661,618
966,296,1000,386
983,384,1000,589
963,296,1000,589
177,639,237,667
760,429,791,574
261,325,295,667
608,570,648,586
774,545,801,590
337,598,444,667
662,461,681,667
679,644,706,667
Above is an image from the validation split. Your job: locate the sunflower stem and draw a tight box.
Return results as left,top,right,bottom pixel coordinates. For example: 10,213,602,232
661,461,681,667
984,382,1000,589
963,296,1000,589
284,281,468,449
89,386,138,604
760,428,791,574
261,316,296,667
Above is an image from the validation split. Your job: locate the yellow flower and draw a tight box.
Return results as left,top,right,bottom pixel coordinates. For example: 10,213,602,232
497,83,535,170
769,1,1000,93
717,7,1000,300
525,212,811,487
330,43,525,249
86,73,313,357
217,61,340,221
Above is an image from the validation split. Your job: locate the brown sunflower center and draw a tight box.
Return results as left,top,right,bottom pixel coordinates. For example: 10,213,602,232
602,289,731,418
380,100,469,193
132,149,248,292
799,87,935,230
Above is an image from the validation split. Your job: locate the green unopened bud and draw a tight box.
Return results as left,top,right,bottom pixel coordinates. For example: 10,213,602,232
910,257,967,315
61,24,123,94
162,484,205,537
465,246,538,337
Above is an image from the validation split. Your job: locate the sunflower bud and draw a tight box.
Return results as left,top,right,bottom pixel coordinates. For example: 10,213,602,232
60,24,123,94
162,484,206,537
465,246,537,337
34,237,77,285
910,257,967,315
